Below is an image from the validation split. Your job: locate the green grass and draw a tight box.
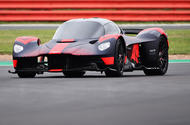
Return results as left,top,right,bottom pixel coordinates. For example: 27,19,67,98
167,29,190,54
0,29,189,54
0,29,55,54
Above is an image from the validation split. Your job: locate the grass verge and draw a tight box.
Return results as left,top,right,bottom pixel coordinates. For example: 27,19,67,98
0,29,55,54
167,29,190,54
0,29,189,54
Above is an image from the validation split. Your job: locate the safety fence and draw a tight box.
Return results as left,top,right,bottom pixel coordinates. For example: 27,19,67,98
0,0,190,21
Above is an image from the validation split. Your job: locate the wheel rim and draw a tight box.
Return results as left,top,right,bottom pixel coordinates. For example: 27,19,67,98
158,40,168,72
117,44,125,72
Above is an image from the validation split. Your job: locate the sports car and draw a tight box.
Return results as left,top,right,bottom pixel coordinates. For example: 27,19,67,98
9,18,169,77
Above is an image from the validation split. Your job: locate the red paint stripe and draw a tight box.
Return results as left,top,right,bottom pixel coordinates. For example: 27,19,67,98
13,60,17,68
16,36,38,44
99,34,120,42
39,56,43,62
124,56,127,64
101,57,114,65
141,28,165,34
131,44,139,64
49,43,69,54
48,69,63,72
61,39,75,42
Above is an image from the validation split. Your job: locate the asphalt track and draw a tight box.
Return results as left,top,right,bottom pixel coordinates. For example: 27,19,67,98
0,63,190,125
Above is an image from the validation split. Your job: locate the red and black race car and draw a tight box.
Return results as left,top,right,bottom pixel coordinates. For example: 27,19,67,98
9,18,169,78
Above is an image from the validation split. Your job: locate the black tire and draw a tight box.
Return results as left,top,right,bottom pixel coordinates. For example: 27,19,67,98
17,72,36,78
143,36,168,76
105,39,125,77
63,71,85,77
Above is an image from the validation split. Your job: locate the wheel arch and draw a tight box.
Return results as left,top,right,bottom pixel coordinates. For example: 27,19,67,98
137,28,169,48
118,36,126,51
161,34,169,49
13,36,41,57
140,35,167,68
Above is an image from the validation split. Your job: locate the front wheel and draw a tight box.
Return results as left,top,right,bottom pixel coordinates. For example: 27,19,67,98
143,36,168,76
17,72,36,78
105,39,125,77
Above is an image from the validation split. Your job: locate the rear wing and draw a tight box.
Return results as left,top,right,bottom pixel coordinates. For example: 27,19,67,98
121,28,143,34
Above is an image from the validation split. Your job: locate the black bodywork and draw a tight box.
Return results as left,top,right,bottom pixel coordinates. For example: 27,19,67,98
9,18,169,77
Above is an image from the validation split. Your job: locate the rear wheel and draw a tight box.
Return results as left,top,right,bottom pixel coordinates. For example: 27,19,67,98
143,36,168,75
105,39,125,77
17,72,36,78
63,71,85,77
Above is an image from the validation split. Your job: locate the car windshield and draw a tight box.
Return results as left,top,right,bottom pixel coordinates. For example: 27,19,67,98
53,21,105,40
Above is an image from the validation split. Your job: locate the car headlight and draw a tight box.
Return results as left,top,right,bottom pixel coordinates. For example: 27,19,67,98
14,44,24,53
98,42,110,51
